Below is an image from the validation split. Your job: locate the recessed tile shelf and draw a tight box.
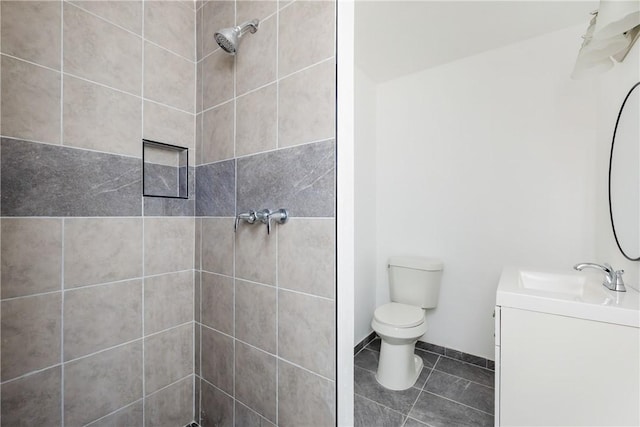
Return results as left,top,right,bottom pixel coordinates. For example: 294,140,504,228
143,139,189,199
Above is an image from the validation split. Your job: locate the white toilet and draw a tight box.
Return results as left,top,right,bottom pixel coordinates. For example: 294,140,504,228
371,256,443,390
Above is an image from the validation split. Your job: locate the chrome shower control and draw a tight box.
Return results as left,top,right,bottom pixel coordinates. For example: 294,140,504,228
267,209,289,235
234,210,256,232
233,208,289,234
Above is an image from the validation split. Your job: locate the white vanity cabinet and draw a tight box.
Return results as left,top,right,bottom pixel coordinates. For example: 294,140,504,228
495,267,640,427
494,305,640,426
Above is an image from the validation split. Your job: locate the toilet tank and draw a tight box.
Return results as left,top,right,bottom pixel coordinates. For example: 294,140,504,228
388,256,443,308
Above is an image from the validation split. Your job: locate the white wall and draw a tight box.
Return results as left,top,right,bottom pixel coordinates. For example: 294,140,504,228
354,66,378,345
595,42,640,292
374,25,599,359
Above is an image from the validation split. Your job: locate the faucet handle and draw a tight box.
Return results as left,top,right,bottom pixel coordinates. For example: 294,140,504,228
266,208,289,235
613,269,626,292
234,210,256,232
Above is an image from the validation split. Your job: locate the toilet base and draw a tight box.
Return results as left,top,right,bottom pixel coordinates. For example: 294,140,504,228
375,340,423,391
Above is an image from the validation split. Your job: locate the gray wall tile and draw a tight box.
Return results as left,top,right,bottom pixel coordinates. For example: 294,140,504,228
1,56,61,143
201,272,234,335
144,42,195,113
235,401,276,427
144,217,195,276
1,218,62,299
202,101,234,164
278,60,335,148
145,271,194,334
144,197,196,217
1,139,142,217
64,279,142,360
64,341,143,427
236,83,277,157
144,1,195,60
278,218,335,298
278,290,335,379
236,15,276,96
236,140,335,217
201,218,235,275
0,1,61,69
145,376,194,427
201,379,233,427
237,0,277,25
235,222,276,285
70,1,142,35
235,280,276,354
235,342,276,423
0,366,61,426
202,49,235,109
201,0,234,59
195,323,201,375
63,2,142,95
0,293,61,381
85,401,143,427
64,218,143,288
201,327,234,394
278,0,335,77
195,218,202,270
278,360,335,427
143,101,195,166
144,271,193,334
196,160,236,217
145,324,193,394
63,75,142,157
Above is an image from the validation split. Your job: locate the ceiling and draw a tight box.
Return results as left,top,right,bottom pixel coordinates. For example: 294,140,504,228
355,1,598,82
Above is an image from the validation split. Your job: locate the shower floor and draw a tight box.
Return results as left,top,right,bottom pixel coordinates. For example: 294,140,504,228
354,338,495,427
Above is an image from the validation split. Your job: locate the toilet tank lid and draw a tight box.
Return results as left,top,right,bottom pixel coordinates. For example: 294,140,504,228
388,256,443,271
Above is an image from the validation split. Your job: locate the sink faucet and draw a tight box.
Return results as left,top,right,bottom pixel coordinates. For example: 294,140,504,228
573,262,626,292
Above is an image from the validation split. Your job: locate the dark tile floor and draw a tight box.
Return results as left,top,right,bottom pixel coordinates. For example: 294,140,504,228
354,339,494,427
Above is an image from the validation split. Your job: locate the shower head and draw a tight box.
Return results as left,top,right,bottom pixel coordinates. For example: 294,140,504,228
214,19,260,55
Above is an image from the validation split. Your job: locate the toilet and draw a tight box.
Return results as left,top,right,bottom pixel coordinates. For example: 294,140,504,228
371,256,443,390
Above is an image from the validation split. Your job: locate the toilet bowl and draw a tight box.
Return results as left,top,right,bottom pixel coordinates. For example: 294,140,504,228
371,302,427,390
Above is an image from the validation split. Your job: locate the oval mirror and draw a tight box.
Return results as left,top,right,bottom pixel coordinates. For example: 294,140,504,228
609,82,640,261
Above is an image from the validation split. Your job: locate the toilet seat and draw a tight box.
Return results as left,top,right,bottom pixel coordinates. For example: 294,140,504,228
374,302,424,328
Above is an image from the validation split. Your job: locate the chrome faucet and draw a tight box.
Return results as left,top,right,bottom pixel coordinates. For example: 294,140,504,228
573,262,626,292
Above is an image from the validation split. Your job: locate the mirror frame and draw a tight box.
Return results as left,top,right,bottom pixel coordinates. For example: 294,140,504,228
608,81,640,261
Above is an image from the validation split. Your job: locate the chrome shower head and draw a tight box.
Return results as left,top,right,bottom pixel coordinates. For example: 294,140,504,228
214,19,259,55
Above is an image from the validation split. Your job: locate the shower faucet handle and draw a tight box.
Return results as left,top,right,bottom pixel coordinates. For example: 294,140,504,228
266,208,289,235
234,210,256,232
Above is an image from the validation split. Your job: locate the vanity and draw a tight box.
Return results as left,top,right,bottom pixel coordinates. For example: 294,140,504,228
494,267,640,426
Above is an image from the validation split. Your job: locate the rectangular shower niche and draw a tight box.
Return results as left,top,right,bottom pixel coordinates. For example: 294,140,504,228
142,139,189,199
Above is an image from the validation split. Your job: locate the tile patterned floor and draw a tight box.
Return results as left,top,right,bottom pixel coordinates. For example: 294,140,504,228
354,339,495,427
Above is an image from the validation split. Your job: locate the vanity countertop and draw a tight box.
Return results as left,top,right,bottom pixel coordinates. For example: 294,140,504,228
497,266,640,328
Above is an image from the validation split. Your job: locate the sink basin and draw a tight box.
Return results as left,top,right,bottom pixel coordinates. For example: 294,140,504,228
497,267,640,327
518,270,614,304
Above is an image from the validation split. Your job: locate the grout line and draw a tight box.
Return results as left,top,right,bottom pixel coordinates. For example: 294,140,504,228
140,0,146,406
0,52,61,74
65,1,143,40
60,216,66,426
83,398,143,427
278,56,335,82
0,363,64,386
353,393,407,419
0,134,143,160
231,3,238,422
60,7,66,421
421,390,495,417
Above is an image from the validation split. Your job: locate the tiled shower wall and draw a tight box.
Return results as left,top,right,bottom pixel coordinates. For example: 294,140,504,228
1,1,197,425
194,1,337,426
